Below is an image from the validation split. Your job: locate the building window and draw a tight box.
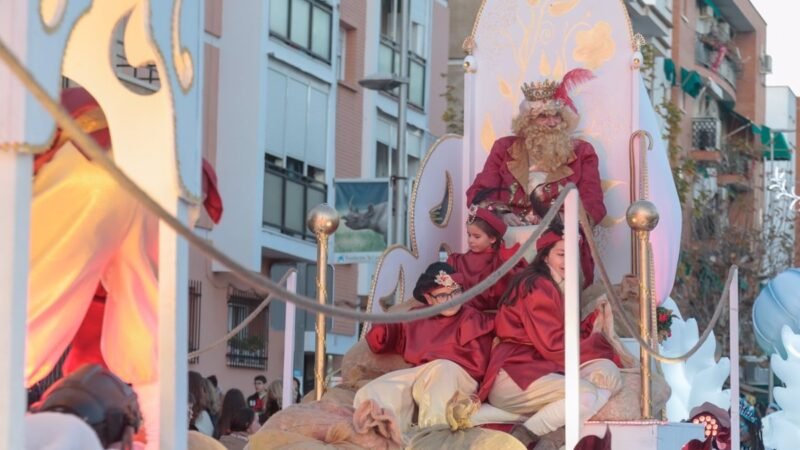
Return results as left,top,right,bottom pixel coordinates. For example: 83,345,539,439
226,288,268,369
264,65,330,240
337,25,347,81
188,280,202,364
378,1,427,109
269,0,333,62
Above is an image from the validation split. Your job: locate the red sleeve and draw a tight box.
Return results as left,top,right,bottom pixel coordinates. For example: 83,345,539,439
576,143,607,225
520,281,616,365
466,137,513,206
456,308,496,345
365,323,405,355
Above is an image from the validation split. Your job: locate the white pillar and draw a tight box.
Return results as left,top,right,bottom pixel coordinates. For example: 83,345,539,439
158,210,190,450
0,2,32,448
730,267,740,450
282,272,298,407
563,189,581,449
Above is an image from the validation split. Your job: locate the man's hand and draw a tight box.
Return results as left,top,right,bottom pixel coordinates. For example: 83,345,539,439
502,213,525,226
524,212,542,225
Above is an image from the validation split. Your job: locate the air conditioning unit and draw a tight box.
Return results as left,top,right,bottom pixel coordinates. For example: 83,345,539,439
761,54,773,74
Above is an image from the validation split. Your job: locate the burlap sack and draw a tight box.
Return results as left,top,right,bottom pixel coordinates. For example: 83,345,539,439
250,399,399,450
590,369,671,421
406,426,526,450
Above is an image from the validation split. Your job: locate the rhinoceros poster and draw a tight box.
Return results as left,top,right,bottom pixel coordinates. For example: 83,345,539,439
333,179,392,263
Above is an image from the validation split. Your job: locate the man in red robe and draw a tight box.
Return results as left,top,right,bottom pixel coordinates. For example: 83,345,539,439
353,262,495,434
466,69,605,286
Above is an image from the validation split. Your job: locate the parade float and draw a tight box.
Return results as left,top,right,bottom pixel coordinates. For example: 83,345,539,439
0,0,747,449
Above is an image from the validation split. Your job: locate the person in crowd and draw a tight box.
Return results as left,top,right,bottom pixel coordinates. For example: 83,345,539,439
262,379,284,423
29,364,142,450
740,396,764,450
293,377,303,404
246,375,268,417
189,371,216,437
217,389,248,437
353,262,495,433
479,226,623,449
219,408,259,450
446,205,526,310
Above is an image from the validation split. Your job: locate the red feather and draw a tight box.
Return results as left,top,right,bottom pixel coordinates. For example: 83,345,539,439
553,68,595,112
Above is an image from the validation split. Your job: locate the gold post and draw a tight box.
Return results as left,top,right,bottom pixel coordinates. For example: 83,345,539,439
306,204,339,401
626,200,659,419
628,130,653,275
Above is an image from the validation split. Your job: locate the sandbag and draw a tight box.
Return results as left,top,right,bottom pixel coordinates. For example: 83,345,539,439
407,426,526,450
591,369,671,421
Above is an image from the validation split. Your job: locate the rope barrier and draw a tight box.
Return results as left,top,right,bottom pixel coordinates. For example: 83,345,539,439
0,37,564,324
579,207,734,363
187,270,295,359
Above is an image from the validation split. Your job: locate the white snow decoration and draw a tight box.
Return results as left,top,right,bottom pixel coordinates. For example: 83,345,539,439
762,326,800,450
659,298,730,421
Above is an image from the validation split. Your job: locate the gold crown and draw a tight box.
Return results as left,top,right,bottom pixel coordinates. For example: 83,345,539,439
521,80,558,101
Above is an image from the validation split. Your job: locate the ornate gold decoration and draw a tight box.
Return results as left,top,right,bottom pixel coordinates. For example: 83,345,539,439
480,116,496,153
521,79,558,101
40,0,67,31
548,0,581,17
573,21,616,70
632,33,647,52
171,0,194,93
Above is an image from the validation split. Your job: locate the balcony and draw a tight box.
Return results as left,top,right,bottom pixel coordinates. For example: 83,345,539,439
262,160,327,242
695,36,738,90
718,148,752,192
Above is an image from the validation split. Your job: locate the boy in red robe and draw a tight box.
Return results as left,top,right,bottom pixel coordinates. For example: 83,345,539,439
446,206,526,311
353,262,495,434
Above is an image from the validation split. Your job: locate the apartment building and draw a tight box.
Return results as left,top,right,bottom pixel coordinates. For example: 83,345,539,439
763,86,798,269
669,0,768,245
188,0,449,395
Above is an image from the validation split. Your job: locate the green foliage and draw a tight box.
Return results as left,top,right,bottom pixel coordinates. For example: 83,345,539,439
440,73,464,135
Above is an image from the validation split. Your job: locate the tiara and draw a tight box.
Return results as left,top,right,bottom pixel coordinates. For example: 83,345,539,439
467,204,479,225
434,271,459,289
521,80,558,101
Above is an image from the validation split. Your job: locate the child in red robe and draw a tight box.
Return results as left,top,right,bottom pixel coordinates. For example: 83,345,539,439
478,226,622,447
446,206,526,311
353,262,495,434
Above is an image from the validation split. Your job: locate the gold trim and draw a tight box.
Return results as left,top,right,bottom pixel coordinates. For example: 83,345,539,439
142,3,202,203
429,170,455,229
39,0,68,34
171,0,194,93
362,134,461,329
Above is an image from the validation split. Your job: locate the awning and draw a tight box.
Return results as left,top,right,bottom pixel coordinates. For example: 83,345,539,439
664,58,677,87
680,68,704,98
756,125,792,160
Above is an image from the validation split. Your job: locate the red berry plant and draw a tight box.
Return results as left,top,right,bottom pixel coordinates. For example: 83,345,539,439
656,306,677,343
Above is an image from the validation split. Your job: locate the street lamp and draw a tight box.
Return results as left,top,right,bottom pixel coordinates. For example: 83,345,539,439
358,0,411,246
